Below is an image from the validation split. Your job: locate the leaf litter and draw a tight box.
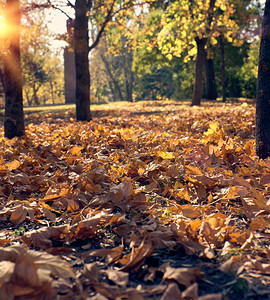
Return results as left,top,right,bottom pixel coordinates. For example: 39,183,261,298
0,100,269,299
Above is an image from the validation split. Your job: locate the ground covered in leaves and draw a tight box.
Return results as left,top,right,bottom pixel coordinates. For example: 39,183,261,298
0,100,269,299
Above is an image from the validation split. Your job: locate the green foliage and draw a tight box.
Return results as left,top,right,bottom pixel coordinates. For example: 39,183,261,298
238,41,259,99
157,0,237,61
213,40,258,99
14,227,25,236
21,12,64,106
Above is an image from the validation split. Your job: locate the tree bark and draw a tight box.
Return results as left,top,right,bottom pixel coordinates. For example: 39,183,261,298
4,0,25,139
123,53,134,102
205,58,217,100
64,49,76,104
74,0,91,121
191,37,207,106
256,0,270,159
220,35,226,102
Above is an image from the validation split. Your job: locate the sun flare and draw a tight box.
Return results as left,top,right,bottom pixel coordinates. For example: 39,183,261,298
0,15,7,39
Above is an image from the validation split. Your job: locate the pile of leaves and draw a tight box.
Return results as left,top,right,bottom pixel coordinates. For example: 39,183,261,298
0,100,269,299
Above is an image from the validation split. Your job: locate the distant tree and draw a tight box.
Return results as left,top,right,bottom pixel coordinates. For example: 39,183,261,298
49,0,153,121
3,0,25,138
96,40,124,102
256,0,270,159
103,22,136,102
22,53,48,105
158,0,237,106
20,13,51,106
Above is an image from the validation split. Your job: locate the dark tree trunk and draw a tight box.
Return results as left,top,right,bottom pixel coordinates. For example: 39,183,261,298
123,58,134,102
4,0,25,139
256,0,270,159
191,37,207,106
220,35,226,102
74,0,91,121
33,85,40,105
121,36,134,102
205,58,217,100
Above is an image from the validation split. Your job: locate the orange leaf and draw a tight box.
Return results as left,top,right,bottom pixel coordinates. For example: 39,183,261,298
6,160,20,171
180,205,201,219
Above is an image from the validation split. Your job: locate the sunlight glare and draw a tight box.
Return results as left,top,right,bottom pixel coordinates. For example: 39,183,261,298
0,15,7,39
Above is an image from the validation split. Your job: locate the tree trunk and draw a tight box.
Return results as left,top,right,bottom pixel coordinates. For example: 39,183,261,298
256,0,270,159
74,0,91,121
100,52,124,101
191,37,207,106
64,49,76,104
33,84,39,105
205,58,217,100
124,61,134,102
4,0,25,138
121,36,134,102
108,81,117,102
220,35,226,102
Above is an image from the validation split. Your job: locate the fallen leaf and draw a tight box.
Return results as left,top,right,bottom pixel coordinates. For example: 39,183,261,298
119,237,154,272
83,245,124,264
161,282,182,300
6,159,21,171
104,268,129,287
159,263,203,288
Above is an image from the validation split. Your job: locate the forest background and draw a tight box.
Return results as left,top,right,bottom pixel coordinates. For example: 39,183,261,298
0,0,262,107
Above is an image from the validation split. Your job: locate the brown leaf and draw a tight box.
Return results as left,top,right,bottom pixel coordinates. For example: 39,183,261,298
21,225,69,249
226,186,249,199
0,261,15,283
244,259,270,274
182,283,198,299
251,190,270,213
159,263,203,288
161,282,182,300
10,205,27,224
119,237,154,272
44,186,70,201
10,204,34,225
83,245,124,263
185,165,203,175
0,250,57,299
250,216,270,231
69,215,102,241
30,251,75,279
219,256,241,273
104,269,129,288
180,204,201,219
260,173,270,185
82,263,100,283
6,159,21,171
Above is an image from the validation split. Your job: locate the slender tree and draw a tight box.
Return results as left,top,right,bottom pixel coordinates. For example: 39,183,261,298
157,0,241,106
3,0,25,138
73,0,116,121
256,0,270,159
52,0,151,120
